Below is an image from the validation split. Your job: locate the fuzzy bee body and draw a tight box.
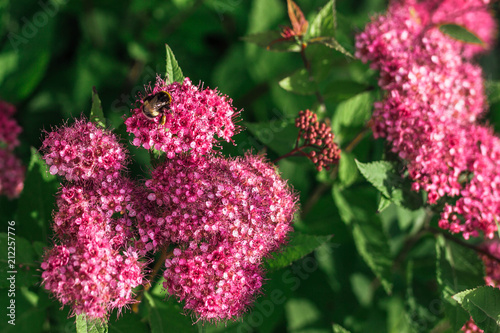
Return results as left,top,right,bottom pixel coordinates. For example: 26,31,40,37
141,91,172,125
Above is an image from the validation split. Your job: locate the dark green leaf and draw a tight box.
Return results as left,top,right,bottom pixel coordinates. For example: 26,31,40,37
244,119,297,156
108,312,149,333
16,147,59,242
331,91,373,144
76,314,108,333
90,87,106,128
332,186,393,293
145,292,195,333
0,19,54,101
355,160,424,210
165,44,184,84
323,80,370,103
436,235,485,332
439,24,484,45
278,68,317,95
265,232,332,270
241,31,301,52
453,286,500,333
307,0,335,39
309,36,353,58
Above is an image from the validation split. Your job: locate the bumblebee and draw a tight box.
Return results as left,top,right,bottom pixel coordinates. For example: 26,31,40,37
141,91,172,125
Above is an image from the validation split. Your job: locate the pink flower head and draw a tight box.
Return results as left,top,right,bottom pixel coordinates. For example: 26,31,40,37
41,118,128,182
41,237,144,319
163,241,263,321
142,153,297,257
356,0,499,239
0,101,22,150
53,177,139,245
124,77,239,158
0,148,25,199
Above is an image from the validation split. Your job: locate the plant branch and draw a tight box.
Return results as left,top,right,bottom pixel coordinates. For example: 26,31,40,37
132,248,171,313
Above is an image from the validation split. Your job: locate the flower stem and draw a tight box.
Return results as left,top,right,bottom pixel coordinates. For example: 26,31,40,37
132,248,171,313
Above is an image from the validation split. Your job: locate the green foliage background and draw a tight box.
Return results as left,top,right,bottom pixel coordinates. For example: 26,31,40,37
1,0,500,332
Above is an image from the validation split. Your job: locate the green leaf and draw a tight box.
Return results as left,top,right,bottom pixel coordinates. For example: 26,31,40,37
332,186,393,293
438,24,484,45
76,314,108,333
265,232,332,271
309,36,353,58
244,119,297,156
16,147,59,242
332,323,351,333
338,151,358,187
355,160,423,210
331,91,374,144
323,80,370,103
90,87,106,128
0,233,37,288
145,292,195,333
241,31,301,52
436,235,485,332
377,196,392,213
307,0,336,39
165,44,184,84
278,68,317,95
0,18,55,101
453,286,500,333
486,80,500,105
108,312,149,333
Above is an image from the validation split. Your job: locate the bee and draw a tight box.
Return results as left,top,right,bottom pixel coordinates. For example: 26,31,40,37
141,91,172,125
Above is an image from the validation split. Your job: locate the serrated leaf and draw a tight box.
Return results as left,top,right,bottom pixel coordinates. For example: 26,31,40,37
16,147,59,242
165,44,184,84
332,323,351,333
332,186,393,293
76,314,108,333
439,24,484,45
355,160,423,210
90,87,106,128
377,196,392,213
307,0,335,38
323,80,370,103
309,36,353,58
265,232,332,270
278,68,316,95
453,286,500,332
436,235,485,332
241,31,301,52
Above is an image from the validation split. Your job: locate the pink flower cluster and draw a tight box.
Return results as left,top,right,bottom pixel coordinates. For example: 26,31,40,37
139,153,297,320
0,101,24,199
355,0,499,238
41,118,143,319
41,119,127,182
125,77,239,158
41,79,296,322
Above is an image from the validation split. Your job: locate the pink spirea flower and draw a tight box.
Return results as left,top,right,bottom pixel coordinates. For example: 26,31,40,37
41,118,127,182
124,77,239,158
163,241,263,321
0,148,25,199
52,177,139,247
141,153,297,259
41,237,143,319
0,101,22,149
355,0,499,239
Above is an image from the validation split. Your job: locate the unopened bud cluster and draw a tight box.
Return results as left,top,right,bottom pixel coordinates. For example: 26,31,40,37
40,77,297,321
295,109,340,171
